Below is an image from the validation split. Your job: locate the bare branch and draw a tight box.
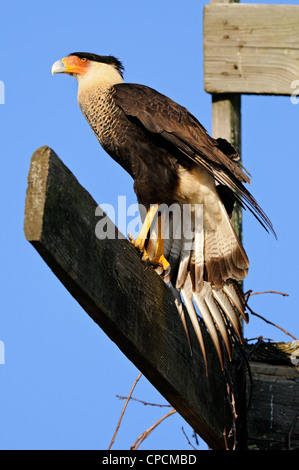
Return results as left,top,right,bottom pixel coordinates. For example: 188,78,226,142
116,395,172,408
246,304,298,341
288,413,299,451
181,427,197,450
130,409,176,450
108,372,142,450
245,290,289,299
244,288,297,341
223,369,238,451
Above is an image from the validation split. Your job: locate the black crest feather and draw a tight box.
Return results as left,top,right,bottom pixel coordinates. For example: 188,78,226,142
68,52,124,77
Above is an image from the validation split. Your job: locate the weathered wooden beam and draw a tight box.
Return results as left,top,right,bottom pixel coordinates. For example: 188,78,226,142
204,3,299,95
24,146,235,450
204,2,299,451
246,341,299,450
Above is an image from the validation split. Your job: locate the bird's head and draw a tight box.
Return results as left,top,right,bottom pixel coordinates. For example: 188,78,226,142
51,52,124,87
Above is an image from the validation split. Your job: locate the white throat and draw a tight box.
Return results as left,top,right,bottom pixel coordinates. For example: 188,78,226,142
76,62,124,95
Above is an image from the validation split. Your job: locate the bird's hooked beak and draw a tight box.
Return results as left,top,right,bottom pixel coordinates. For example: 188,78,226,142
51,59,66,75
52,56,89,76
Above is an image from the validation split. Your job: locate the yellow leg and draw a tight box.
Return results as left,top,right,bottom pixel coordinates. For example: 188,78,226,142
129,204,159,253
149,212,170,271
129,204,170,271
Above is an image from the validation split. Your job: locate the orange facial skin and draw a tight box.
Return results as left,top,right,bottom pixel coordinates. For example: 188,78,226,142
61,55,90,75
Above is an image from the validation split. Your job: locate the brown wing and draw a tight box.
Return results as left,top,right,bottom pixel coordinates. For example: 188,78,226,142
113,83,275,237
113,82,274,371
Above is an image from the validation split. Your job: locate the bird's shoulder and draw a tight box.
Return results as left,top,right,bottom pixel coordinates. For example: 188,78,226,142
112,83,250,186
113,82,182,109
112,82,190,132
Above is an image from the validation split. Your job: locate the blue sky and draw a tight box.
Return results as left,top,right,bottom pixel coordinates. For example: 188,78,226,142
0,0,298,450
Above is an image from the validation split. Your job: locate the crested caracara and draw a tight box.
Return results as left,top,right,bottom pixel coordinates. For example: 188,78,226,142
52,53,275,372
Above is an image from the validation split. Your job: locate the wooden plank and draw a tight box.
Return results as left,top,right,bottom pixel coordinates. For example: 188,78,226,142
246,362,299,450
24,145,235,450
204,4,299,95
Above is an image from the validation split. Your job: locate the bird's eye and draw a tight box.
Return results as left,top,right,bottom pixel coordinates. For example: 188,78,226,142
81,58,87,63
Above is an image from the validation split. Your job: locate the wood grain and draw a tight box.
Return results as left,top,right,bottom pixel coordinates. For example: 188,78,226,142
204,4,299,95
24,145,234,450
247,362,299,450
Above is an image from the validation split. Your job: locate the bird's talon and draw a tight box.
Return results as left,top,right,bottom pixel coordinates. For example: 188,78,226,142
149,254,170,272
141,250,149,262
129,235,169,272
128,234,146,253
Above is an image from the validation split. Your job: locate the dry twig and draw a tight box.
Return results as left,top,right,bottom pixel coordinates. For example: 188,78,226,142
223,369,238,450
116,395,172,408
130,408,176,450
245,290,289,298
108,372,142,450
245,290,298,341
288,413,299,450
181,427,197,450
246,304,297,341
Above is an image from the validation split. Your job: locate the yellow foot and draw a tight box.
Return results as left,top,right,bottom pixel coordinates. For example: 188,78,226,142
128,233,150,262
128,233,146,253
149,254,170,271
128,233,170,271
128,233,145,253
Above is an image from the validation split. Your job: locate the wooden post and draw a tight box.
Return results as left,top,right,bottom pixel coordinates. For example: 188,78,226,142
24,145,236,450
208,2,245,448
204,0,299,450
211,94,242,240
209,0,242,241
